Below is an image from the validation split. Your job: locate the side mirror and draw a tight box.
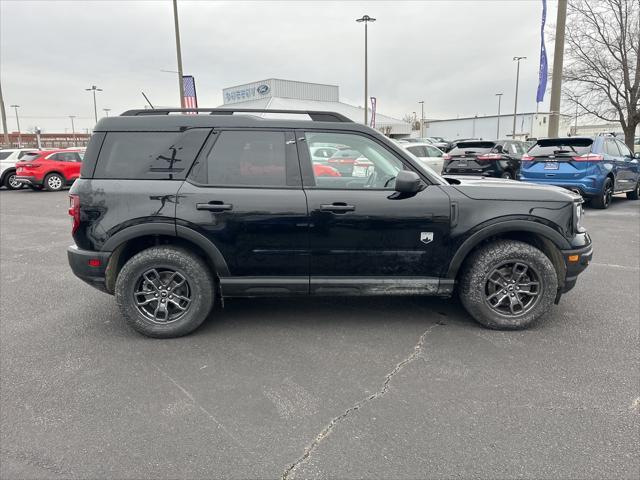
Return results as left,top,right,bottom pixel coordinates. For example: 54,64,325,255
635,152,640,159
394,170,422,193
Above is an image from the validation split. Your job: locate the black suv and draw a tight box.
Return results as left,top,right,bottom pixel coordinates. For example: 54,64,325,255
442,140,527,179
67,108,592,338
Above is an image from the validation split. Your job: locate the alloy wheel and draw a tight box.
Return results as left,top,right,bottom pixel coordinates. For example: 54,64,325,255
484,261,541,316
603,181,613,207
133,268,192,324
8,174,21,189
47,175,63,190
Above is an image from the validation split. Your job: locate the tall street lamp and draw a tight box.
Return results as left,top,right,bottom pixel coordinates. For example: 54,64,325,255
356,14,376,125
173,0,185,108
495,93,503,138
10,104,21,147
418,100,425,138
69,116,77,146
103,108,111,117
512,56,526,138
85,85,103,124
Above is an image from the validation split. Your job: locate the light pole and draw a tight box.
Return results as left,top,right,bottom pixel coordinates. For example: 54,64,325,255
173,0,186,108
548,0,567,137
495,93,503,138
356,14,376,125
0,79,8,145
69,116,77,146
103,108,111,117
85,85,103,124
10,104,21,147
512,56,526,138
418,101,425,138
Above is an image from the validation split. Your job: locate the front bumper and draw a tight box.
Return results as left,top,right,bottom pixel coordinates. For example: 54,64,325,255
560,241,593,294
67,245,112,293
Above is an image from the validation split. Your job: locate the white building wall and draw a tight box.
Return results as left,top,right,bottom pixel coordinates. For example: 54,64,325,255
223,79,339,105
425,113,572,140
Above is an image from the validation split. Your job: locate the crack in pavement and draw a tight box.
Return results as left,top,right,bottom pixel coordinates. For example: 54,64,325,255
281,321,442,479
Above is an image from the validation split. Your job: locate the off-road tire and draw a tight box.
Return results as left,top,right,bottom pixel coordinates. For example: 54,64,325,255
591,177,613,209
459,240,558,330
115,246,215,338
626,181,639,200
44,173,65,192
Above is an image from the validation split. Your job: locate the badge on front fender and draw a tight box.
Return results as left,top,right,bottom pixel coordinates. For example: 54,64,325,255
420,232,434,244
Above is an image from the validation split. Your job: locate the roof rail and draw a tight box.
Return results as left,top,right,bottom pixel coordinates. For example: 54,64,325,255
120,108,353,123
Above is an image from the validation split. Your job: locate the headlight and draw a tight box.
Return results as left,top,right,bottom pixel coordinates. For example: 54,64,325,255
573,201,584,233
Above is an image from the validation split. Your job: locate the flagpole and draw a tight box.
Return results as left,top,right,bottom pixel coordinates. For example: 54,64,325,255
172,0,185,108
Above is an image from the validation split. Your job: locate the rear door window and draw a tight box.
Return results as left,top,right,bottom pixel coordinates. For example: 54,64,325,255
189,130,297,187
425,146,442,157
529,139,593,157
94,129,211,179
604,139,621,157
406,145,427,157
616,140,632,158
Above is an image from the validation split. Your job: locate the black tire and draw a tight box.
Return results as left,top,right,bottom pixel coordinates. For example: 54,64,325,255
43,173,65,192
3,170,22,190
115,246,215,338
458,240,558,330
626,181,639,200
591,177,613,209
500,171,513,179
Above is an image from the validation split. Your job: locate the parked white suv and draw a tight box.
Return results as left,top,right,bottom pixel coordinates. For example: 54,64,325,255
0,148,38,189
402,142,446,174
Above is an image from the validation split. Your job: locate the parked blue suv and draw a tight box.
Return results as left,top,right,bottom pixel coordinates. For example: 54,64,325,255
520,136,640,208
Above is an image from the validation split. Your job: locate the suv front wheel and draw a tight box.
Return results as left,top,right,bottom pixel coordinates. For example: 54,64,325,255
115,246,215,338
459,240,558,330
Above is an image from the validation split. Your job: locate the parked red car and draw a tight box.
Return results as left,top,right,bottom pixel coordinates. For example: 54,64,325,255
15,149,84,191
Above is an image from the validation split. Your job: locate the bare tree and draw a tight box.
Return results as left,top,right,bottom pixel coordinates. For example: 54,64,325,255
564,0,639,148
401,113,420,131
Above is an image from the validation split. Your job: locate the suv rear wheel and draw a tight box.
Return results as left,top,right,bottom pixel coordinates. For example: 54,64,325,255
44,173,65,192
459,240,558,330
591,177,613,209
115,246,215,338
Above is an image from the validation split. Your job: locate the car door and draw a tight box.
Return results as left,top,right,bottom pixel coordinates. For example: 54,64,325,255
63,151,83,181
176,128,309,296
297,129,451,295
603,138,626,191
615,139,638,190
425,145,445,173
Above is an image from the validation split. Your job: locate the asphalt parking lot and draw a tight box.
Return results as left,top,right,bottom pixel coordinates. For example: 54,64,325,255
1,188,638,480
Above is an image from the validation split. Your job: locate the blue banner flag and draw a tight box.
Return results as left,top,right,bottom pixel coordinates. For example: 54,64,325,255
536,0,548,103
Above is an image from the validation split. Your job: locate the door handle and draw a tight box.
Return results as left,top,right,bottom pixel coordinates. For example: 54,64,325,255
196,201,233,212
320,203,355,213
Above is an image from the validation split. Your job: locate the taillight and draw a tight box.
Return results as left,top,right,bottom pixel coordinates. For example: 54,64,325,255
477,153,503,161
22,163,41,168
69,194,80,234
572,154,603,162
521,154,534,161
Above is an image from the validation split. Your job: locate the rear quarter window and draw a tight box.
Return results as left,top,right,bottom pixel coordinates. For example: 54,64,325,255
0,152,11,160
93,129,211,180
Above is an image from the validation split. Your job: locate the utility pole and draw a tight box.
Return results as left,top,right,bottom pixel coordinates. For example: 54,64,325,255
173,0,185,108
548,0,567,138
0,80,9,145
69,116,77,146
85,85,103,124
512,56,527,138
10,105,21,147
495,93,503,138
419,100,425,138
356,14,376,125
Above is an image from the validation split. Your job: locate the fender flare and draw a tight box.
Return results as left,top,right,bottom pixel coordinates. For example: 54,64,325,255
101,223,230,277
446,220,570,279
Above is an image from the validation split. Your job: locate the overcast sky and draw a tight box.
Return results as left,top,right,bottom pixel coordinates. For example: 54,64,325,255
1,0,558,133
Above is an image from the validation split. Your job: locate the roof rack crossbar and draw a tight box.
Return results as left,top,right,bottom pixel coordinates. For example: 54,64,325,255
120,108,352,123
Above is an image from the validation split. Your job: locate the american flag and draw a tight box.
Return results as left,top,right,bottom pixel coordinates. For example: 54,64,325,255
182,75,198,113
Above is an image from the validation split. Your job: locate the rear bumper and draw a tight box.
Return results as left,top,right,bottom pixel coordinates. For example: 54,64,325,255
560,241,593,294
15,176,42,186
519,176,602,197
67,245,112,294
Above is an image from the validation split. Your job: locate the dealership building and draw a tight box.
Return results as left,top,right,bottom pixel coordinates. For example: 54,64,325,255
423,112,572,141
218,78,411,136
